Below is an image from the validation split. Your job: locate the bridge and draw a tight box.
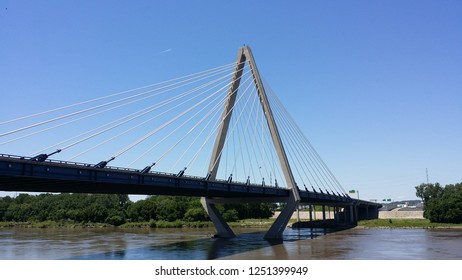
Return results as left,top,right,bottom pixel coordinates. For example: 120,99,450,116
0,46,380,239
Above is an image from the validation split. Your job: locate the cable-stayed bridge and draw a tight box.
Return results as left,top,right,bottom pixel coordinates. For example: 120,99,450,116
0,46,380,239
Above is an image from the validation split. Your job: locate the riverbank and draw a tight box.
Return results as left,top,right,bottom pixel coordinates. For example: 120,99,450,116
357,219,462,229
2,218,461,230
0,219,276,229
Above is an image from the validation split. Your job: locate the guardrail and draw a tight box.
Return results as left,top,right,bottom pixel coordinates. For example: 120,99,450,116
0,153,285,190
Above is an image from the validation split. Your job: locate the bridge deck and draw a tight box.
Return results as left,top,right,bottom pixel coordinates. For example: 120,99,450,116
0,154,363,205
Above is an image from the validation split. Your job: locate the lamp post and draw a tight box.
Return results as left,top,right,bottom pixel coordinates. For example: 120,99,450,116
349,189,359,200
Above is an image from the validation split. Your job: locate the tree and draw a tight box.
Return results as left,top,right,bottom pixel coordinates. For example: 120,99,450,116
127,198,158,222
0,196,13,221
415,183,443,203
222,209,239,222
183,207,209,222
416,182,462,223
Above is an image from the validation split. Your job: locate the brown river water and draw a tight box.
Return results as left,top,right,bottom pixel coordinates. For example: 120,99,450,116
0,227,461,260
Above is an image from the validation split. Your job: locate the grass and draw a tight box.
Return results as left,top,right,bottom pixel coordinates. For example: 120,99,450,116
119,219,274,229
357,219,462,228
10,218,459,230
0,221,111,228
229,219,274,228
1,219,272,229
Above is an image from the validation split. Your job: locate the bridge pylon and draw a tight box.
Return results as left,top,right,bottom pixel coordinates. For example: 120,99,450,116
202,46,300,239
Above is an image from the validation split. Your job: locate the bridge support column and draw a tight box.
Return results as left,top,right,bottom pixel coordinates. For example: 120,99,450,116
296,205,300,222
340,206,352,223
350,205,356,223
201,197,235,238
338,207,345,222
369,206,379,219
309,205,313,222
264,194,298,240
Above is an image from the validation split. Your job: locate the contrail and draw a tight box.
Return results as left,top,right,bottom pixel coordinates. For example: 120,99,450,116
156,48,172,55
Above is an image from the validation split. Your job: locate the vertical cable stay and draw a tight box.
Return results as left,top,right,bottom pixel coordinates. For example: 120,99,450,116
193,62,287,186
189,76,254,174
246,97,265,182
187,71,256,175
251,94,272,182
201,60,289,186
234,92,259,182
221,79,259,181
182,69,253,173
257,99,281,185
241,92,263,184
246,88,272,184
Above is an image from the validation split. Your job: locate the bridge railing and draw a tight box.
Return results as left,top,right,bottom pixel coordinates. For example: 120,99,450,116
0,153,287,189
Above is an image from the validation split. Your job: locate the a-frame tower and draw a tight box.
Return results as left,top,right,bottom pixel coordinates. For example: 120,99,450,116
201,46,300,239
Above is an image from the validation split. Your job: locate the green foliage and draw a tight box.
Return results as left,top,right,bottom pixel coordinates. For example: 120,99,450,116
183,207,209,222
0,193,131,225
416,182,462,223
154,197,187,222
0,193,276,226
126,198,158,222
415,183,443,203
221,203,276,220
222,209,239,222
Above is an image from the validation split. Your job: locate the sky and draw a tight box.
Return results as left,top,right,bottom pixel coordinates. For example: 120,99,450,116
1,0,461,202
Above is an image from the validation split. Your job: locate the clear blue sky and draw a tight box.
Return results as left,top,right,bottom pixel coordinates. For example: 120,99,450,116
1,0,461,201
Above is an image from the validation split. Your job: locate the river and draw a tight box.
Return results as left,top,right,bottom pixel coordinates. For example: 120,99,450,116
0,227,461,260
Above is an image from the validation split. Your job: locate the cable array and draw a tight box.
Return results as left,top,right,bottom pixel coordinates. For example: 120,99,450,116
264,79,348,195
1,55,346,195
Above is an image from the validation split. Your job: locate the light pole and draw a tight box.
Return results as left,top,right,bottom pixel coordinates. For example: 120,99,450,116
349,189,359,199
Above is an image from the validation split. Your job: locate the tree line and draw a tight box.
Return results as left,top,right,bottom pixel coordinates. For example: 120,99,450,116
0,193,275,226
415,181,462,223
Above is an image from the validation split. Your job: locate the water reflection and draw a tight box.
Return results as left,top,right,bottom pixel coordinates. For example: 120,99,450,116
71,228,328,260
1,227,461,260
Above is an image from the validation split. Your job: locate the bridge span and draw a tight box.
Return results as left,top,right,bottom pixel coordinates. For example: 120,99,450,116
0,154,381,236
1,46,381,239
